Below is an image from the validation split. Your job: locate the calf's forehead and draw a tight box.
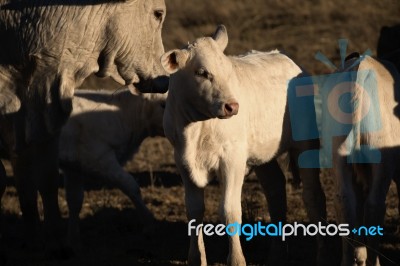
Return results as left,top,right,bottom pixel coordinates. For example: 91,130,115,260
190,39,228,71
145,0,166,10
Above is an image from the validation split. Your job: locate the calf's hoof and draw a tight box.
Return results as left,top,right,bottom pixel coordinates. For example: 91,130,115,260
45,241,75,260
266,240,287,266
227,254,246,266
354,246,367,266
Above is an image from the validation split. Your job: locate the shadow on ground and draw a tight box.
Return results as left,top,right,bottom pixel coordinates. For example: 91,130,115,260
1,171,399,265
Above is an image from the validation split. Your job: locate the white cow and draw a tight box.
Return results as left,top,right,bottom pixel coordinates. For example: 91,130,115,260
320,55,400,266
0,159,5,207
161,25,326,265
59,88,165,247
0,0,169,250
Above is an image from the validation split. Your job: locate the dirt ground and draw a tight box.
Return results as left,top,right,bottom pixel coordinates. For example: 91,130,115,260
1,0,400,265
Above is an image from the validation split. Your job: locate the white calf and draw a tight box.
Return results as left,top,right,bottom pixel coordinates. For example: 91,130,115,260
162,25,326,265
60,88,165,246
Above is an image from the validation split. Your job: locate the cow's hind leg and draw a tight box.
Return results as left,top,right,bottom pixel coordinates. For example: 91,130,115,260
114,172,155,234
0,161,6,266
332,153,359,266
0,160,5,212
363,163,391,266
254,159,287,265
291,147,328,265
64,169,84,251
393,173,400,234
99,154,155,234
0,160,6,231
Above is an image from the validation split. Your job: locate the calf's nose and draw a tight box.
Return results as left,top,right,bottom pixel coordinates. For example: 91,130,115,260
224,102,239,116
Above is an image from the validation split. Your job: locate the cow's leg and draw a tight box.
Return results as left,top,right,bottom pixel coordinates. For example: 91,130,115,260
178,164,207,266
0,161,6,266
14,147,41,249
0,160,5,206
254,159,287,265
289,152,301,188
363,163,391,266
112,172,155,233
255,159,287,224
394,174,400,233
332,153,359,266
34,137,63,252
63,169,84,250
291,147,328,265
300,167,329,265
0,160,6,236
218,158,246,266
98,153,154,232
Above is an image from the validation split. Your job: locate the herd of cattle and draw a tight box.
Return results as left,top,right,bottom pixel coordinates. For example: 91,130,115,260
0,1,399,265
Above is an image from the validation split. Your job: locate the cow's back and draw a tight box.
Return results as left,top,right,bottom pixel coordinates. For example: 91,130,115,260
232,51,302,162
358,57,400,148
59,90,122,165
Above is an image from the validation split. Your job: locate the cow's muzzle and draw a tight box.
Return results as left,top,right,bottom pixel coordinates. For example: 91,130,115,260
134,75,169,94
218,102,239,119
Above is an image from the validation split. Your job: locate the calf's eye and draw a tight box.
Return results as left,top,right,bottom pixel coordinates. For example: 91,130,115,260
154,10,163,21
195,68,213,81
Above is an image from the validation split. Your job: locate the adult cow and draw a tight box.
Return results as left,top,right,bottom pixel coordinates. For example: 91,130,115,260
0,158,5,208
319,55,400,266
161,25,326,265
0,158,5,264
0,0,168,251
377,25,400,71
377,25,400,216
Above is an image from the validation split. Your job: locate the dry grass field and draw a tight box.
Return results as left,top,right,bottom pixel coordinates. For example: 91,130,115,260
1,0,400,265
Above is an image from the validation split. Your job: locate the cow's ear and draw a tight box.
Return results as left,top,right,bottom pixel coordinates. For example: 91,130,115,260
161,49,189,74
212,25,228,52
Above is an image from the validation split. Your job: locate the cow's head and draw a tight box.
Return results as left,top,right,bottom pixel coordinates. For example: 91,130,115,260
161,25,239,120
99,0,169,93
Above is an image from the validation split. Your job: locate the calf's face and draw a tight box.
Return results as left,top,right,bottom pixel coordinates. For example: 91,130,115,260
161,25,239,119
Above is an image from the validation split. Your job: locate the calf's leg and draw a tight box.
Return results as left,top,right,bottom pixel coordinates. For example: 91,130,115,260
99,154,154,231
254,159,287,265
219,159,247,266
179,167,207,266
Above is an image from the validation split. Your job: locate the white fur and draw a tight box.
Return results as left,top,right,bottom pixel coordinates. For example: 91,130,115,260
59,88,165,247
162,26,326,265
322,56,400,266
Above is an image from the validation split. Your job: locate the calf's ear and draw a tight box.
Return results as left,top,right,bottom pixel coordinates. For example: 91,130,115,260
212,24,228,52
161,49,189,74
